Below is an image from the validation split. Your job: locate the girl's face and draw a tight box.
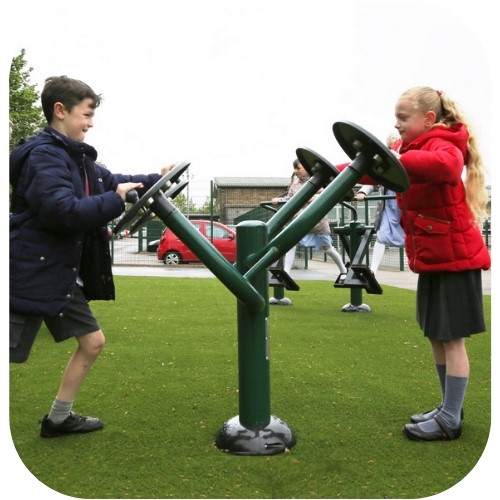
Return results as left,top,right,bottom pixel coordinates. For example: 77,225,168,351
294,163,309,180
394,97,435,142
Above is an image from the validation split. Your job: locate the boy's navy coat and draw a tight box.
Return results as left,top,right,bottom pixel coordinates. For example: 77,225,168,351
10,127,161,317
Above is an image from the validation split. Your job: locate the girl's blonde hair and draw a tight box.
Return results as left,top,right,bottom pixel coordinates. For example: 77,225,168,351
400,86,489,225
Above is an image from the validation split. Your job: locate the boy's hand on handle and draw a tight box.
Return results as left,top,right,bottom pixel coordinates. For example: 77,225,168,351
116,182,144,201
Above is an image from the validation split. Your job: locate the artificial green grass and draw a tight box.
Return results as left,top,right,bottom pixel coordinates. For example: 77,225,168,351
9,276,491,498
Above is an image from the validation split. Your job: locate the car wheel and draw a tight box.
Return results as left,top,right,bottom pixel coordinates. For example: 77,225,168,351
163,251,181,265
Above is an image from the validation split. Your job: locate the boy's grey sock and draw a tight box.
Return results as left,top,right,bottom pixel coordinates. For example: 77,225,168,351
48,398,73,424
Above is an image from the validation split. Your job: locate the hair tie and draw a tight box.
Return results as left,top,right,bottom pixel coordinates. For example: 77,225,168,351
436,89,442,96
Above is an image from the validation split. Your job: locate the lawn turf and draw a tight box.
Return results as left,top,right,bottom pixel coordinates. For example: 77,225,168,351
9,276,491,498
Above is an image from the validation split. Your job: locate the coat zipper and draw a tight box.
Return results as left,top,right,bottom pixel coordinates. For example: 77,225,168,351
416,213,451,225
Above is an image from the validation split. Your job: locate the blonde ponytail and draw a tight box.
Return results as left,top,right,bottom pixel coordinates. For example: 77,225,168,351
439,92,489,225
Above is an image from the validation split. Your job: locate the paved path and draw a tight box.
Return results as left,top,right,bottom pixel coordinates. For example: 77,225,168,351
113,259,491,295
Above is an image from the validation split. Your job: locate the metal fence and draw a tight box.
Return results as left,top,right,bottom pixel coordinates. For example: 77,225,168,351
110,187,491,272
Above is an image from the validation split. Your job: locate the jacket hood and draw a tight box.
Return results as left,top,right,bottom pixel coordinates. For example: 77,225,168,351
10,130,52,188
10,127,98,188
400,123,469,160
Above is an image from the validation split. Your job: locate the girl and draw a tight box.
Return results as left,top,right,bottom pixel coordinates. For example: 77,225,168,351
272,159,347,279
390,86,490,441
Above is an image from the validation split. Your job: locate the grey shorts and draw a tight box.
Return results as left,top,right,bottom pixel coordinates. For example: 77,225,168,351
10,286,100,363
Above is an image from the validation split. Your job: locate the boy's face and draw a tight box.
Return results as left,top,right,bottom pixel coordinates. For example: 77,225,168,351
394,98,435,143
53,97,95,142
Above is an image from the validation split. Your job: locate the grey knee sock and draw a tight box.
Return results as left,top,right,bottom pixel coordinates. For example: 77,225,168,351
417,364,447,422
48,398,73,424
436,364,447,399
439,375,468,428
417,375,468,432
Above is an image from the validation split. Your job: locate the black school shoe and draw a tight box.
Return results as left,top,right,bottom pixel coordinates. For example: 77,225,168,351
40,412,104,438
403,414,462,442
410,404,464,424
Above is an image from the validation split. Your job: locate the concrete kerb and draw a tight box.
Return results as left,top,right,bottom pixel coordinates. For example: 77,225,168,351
113,259,491,295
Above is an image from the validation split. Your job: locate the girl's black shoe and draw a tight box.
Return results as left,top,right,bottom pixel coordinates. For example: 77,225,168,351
403,415,462,441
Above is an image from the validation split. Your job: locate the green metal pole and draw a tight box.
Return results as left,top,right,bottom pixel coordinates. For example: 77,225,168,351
143,195,293,454
236,221,270,428
210,180,214,229
138,227,144,251
273,286,285,301
215,221,296,455
348,221,363,307
266,182,320,240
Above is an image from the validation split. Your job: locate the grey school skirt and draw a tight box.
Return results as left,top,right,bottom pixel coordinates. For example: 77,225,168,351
416,269,486,341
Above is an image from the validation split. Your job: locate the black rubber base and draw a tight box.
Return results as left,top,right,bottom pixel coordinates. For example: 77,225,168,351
215,415,296,455
341,303,372,313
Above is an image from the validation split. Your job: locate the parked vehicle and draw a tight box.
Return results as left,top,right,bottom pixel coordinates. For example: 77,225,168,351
156,220,236,265
146,239,160,252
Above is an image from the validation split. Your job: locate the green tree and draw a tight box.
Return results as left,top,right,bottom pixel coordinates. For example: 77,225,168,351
9,49,45,151
197,197,212,213
172,193,198,215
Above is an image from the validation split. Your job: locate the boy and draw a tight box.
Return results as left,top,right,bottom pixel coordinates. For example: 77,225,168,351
10,75,172,437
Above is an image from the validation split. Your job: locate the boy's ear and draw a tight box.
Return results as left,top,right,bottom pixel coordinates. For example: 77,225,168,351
53,102,66,120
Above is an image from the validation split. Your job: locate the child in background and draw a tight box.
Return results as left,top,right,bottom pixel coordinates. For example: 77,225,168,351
355,134,405,274
272,159,347,278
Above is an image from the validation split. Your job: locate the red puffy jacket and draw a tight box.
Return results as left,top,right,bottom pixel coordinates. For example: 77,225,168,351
349,124,490,273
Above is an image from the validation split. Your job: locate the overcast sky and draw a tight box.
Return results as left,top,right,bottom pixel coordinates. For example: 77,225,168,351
3,0,497,198
2,0,498,497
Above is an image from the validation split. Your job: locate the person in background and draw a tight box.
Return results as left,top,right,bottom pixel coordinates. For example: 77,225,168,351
272,159,347,279
355,134,405,274
10,75,174,437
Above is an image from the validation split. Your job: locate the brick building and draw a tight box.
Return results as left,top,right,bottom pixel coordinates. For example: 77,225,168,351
213,177,290,225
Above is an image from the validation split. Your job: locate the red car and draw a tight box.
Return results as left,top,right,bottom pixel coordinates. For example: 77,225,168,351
156,220,237,265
